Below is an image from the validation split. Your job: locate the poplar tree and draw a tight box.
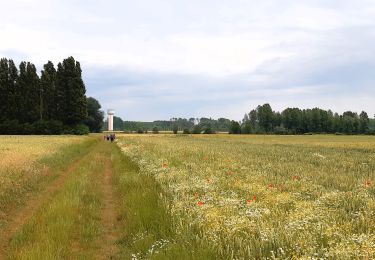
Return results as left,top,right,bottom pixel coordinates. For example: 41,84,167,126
40,61,57,120
0,58,18,122
17,62,40,123
55,57,87,125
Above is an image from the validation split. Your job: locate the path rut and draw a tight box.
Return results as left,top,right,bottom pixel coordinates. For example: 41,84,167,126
0,148,93,258
99,153,120,259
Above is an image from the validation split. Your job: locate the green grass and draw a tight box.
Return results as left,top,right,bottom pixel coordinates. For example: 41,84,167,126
8,141,106,259
111,144,220,259
0,137,97,229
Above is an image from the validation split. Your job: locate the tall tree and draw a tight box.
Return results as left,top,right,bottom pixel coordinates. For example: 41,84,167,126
40,61,57,120
17,62,40,123
55,57,87,125
359,111,369,134
0,58,18,122
257,104,274,133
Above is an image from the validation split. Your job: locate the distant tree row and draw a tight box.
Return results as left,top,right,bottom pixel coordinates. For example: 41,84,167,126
103,117,232,133
238,104,373,135
0,57,103,134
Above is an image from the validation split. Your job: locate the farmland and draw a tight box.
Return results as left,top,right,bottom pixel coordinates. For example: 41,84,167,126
118,134,375,259
0,134,374,259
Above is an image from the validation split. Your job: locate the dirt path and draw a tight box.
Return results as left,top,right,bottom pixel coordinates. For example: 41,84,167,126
0,148,93,259
99,153,120,259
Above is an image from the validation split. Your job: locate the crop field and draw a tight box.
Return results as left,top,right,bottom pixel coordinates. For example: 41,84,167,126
1,134,374,259
118,134,375,259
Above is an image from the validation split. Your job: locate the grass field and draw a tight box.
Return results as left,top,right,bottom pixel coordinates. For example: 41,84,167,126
0,134,374,259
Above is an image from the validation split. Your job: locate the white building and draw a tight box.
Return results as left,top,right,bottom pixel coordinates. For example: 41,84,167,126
107,109,115,131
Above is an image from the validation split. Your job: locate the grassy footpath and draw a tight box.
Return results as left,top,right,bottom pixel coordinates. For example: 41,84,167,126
7,140,106,259
110,144,219,259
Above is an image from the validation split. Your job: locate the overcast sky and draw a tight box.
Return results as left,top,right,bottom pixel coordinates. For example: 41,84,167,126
1,0,375,121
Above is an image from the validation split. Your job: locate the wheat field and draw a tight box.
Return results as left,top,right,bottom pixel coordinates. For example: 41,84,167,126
118,134,375,259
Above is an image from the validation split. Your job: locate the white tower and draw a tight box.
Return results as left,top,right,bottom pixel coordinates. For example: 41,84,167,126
107,109,115,131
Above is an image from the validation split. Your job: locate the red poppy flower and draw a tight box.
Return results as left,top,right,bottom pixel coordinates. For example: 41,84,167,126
365,180,372,188
227,171,232,175
292,175,300,181
162,162,168,167
253,195,257,200
246,200,253,204
268,183,274,189
197,201,204,206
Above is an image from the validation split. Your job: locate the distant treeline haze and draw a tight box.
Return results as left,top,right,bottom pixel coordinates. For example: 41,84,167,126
0,57,103,134
107,104,375,135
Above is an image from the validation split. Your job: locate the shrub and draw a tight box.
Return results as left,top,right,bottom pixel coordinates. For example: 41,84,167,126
173,125,178,134
183,128,190,134
192,125,201,134
152,127,159,134
203,127,214,134
33,120,51,135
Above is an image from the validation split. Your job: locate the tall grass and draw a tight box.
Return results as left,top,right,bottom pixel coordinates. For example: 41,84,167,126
7,141,104,259
111,144,220,259
0,137,96,227
118,134,375,259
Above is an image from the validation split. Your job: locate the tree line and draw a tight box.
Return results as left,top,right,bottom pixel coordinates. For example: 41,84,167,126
0,57,103,134
104,104,375,135
103,117,232,134
236,104,374,135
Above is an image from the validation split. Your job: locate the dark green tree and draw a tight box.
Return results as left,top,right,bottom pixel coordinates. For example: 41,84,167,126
257,104,274,133
359,111,369,134
85,97,104,132
17,62,40,123
0,58,18,122
229,120,241,134
40,61,57,120
55,57,87,125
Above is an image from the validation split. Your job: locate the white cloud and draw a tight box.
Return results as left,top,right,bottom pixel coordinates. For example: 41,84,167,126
0,0,375,120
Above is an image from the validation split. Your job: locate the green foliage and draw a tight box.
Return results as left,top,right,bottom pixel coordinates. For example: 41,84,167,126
172,125,178,134
55,57,87,125
85,97,104,132
152,127,159,134
203,126,214,134
242,104,374,135
183,128,190,134
0,56,91,135
17,62,40,123
40,61,57,120
192,125,202,134
229,121,241,134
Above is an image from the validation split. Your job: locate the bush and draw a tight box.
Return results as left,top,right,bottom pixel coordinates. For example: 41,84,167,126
203,127,214,134
33,120,51,135
274,126,288,135
63,124,89,135
229,121,241,134
0,120,20,134
137,129,144,134
152,127,159,134
72,124,90,135
172,125,178,134
183,128,190,134
48,120,64,135
192,125,201,134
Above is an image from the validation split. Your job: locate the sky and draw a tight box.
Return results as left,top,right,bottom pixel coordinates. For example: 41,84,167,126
1,0,375,121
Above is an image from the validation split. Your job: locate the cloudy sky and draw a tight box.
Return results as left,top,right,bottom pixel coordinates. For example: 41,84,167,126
1,0,375,120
